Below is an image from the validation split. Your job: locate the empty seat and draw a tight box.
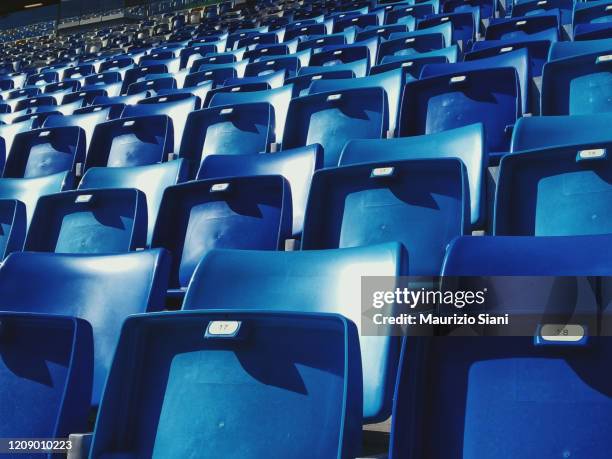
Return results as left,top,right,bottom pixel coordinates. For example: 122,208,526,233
541,51,612,115
0,249,170,404
79,159,187,245
548,38,612,61
400,67,520,155
421,48,531,115
44,80,80,95
418,11,477,43
310,39,378,70
302,159,468,274
467,38,552,77
300,58,370,78
283,87,388,167
199,144,322,236
62,89,108,107
89,311,361,459
340,123,486,228
513,0,572,24
308,68,404,136
182,241,404,422
4,126,85,179
86,115,173,169
245,56,300,78
44,107,112,152
223,69,286,89
25,188,147,253
485,13,559,41
378,33,447,63
127,76,177,96
152,175,292,293
286,70,355,97
392,234,612,458
0,118,36,161
0,313,92,441
122,93,198,150
495,142,612,236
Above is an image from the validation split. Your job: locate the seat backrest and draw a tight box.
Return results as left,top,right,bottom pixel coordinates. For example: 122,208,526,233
0,313,92,440
44,107,111,152
89,311,362,459
199,145,322,236
340,123,485,228
0,118,36,159
0,249,170,404
467,38,552,77
86,115,173,169
182,242,405,422
25,188,148,253
495,142,612,236
5,126,86,179
152,175,292,289
283,87,388,167
548,38,612,61
79,159,187,245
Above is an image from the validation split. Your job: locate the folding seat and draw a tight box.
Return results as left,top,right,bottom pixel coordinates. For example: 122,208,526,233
152,175,292,293
184,67,236,88
511,113,612,152
300,58,370,78
209,85,293,147
286,70,356,97
3,87,41,101
421,48,531,114
89,311,361,459
0,313,93,441
126,76,177,96
400,67,520,156
14,95,57,113
85,115,173,169
573,1,612,40
0,170,69,227
26,71,58,87
380,44,459,65
495,142,612,236
139,56,181,74
179,43,217,69
0,249,170,405
245,55,300,78
98,56,134,74
485,13,560,41
0,118,36,161
378,33,447,63
548,37,612,60
182,241,404,422
62,88,108,107
44,107,111,153
202,82,271,106
541,51,612,116
284,22,327,41
467,38,552,77
310,38,379,69
513,0,573,24
333,12,379,32
236,31,279,49
443,0,495,20
4,126,85,179
83,71,122,87
44,80,80,95
370,54,444,80
122,93,198,150
283,87,388,167
307,68,403,137
121,64,168,95
63,63,95,80
199,144,322,236
191,52,238,68
417,10,477,44
391,234,612,458
296,34,347,53
223,68,286,89
340,123,485,228
25,188,147,254
244,43,294,62
356,24,410,42
385,3,436,24
79,160,187,246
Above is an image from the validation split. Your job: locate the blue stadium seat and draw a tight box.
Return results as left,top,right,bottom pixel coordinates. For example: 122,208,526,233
283,87,388,167
496,142,612,235
307,68,403,136
179,44,217,69
310,38,378,70
418,11,477,43
4,126,85,179
513,0,572,24
44,80,80,95
340,123,486,228
356,24,410,41
182,241,405,422
121,93,198,150
334,12,379,32
297,34,347,53
0,313,93,442
285,22,327,41
184,67,235,88
541,51,612,115
485,13,560,41
98,56,134,74
245,55,300,78
89,311,362,459
121,64,168,94
285,70,356,97
62,89,108,107
0,249,170,405
467,38,552,77
202,82,271,105
178,103,274,175
14,95,57,113
548,38,612,60
573,1,612,39
378,33,447,64
302,158,469,274
244,43,294,62
400,67,520,156
126,76,177,96
25,188,147,253
85,115,173,169
63,63,95,80
83,71,122,87
421,48,531,114
370,54,445,80
152,175,292,293
190,52,236,68
386,4,437,23
209,85,292,146
44,107,111,153
0,118,36,162
199,144,323,236
380,45,459,65
223,69,286,89
26,72,58,87
444,0,495,20
79,159,187,246
0,199,25,259
300,58,370,77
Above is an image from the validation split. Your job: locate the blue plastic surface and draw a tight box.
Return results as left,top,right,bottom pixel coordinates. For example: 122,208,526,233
548,37,612,60
182,242,405,421
0,249,170,405
468,38,552,77
485,13,560,40
152,175,292,290
43,108,111,152
90,311,362,459
283,87,388,167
